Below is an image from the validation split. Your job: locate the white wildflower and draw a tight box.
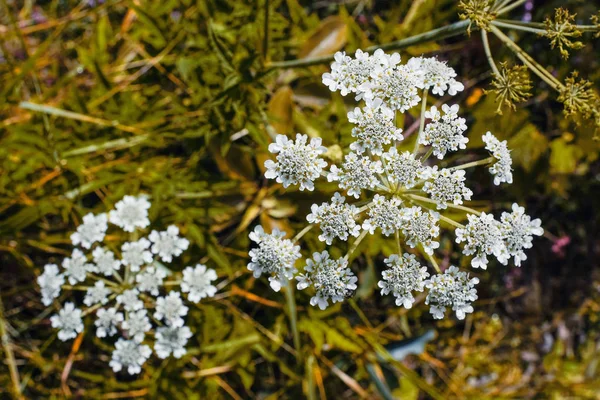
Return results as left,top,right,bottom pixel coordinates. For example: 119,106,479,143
406,56,464,96
38,264,64,306
247,226,301,292
154,291,188,327
399,206,440,255
62,248,93,284
91,247,121,276
482,132,513,185
50,302,83,341
116,289,144,312
306,192,361,244
110,339,152,375
500,204,543,266
70,212,108,248
264,134,327,191
347,98,403,155
322,49,393,96
362,195,403,236
365,64,423,112
108,195,151,232
421,104,468,159
328,152,383,198
381,147,430,189
155,326,193,359
296,251,357,310
135,266,166,296
122,309,151,342
455,213,509,269
425,266,479,320
95,308,123,338
148,225,189,263
121,238,153,272
181,264,218,302
83,280,112,306
378,253,429,309
423,167,473,209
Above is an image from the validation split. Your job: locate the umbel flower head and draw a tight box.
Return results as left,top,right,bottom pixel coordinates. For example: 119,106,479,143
296,251,358,310
252,49,543,319
247,225,301,291
543,8,584,60
36,195,219,375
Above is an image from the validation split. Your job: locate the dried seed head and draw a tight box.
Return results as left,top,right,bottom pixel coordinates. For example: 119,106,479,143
543,8,584,60
458,0,496,34
487,62,532,115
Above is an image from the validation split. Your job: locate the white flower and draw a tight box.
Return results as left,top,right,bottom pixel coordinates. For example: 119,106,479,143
116,289,144,312
148,225,189,262
381,147,429,189
38,264,64,306
296,251,357,310
62,249,93,284
307,192,361,244
121,238,153,272
406,56,464,96
83,280,112,306
154,291,188,327
378,253,429,308
95,308,123,338
364,63,424,112
264,134,327,191
135,266,166,296
50,302,83,341
422,167,473,209
122,309,151,342
181,264,218,302
455,213,509,269
328,152,383,198
500,204,543,266
482,132,513,185
155,326,193,359
70,212,108,248
399,206,440,255
108,195,151,232
322,49,393,96
347,98,403,155
110,339,152,375
91,247,121,276
421,104,468,159
362,195,403,236
425,266,479,320
247,226,301,292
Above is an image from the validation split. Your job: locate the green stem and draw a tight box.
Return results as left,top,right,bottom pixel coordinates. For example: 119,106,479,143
424,250,442,274
497,0,528,16
481,30,501,76
266,20,471,69
406,194,481,217
491,20,545,35
345,230,369,260
293,224,313,242
395,230,402,254
489,25,562,91
450,156,495,171
284,284,301,359
0,292,22,399
414,88,429,154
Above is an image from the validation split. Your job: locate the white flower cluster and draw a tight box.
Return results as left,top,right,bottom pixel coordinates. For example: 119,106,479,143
251,50,542,320
37,195,218,374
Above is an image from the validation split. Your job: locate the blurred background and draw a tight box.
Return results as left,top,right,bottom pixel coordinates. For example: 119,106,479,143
1,0,599,398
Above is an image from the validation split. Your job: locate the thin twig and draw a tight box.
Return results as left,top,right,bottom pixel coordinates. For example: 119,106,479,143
267,20,471,69
0,292,22,399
